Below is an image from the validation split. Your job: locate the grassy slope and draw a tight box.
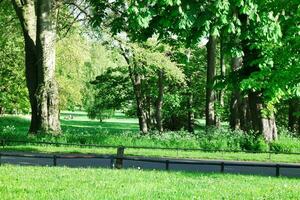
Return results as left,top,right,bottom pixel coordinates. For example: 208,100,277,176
0,165,299,200
0,112,300,163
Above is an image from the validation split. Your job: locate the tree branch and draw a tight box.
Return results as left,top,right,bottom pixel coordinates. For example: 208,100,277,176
64,0,91,19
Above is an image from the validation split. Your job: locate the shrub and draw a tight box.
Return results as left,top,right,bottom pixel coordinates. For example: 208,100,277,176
270,135,300,153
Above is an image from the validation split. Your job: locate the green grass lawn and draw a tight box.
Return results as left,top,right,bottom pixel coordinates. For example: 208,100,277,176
0,111,139,135
0,165,299,200
1,112,300,164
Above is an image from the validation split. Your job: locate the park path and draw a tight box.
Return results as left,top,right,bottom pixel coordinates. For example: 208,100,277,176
1,151,300,178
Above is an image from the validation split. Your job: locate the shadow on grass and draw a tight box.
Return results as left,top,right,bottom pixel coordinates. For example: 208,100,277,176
0,116,30,133
2,146,44,152
1,114,139,135
2,146,113,155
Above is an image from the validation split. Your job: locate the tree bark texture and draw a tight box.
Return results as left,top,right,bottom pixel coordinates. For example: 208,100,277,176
12,0,60,134
206,34,217,127
248,92,277,141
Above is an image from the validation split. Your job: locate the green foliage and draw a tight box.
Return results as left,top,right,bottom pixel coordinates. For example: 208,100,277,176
0,2,30,114
56,29,121,111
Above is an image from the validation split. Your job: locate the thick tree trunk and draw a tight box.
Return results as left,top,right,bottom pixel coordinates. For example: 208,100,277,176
229,57,251,131
248,92,277,141
239,97,251,131
206,34,217,127
238,13,277,141
12,0,38,132
155,70,164,132
25,35,39,132
35,0,60,133
12,0,60,134
289,98,300,133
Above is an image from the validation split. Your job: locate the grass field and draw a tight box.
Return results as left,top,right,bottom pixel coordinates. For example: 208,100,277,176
0,165,299,200
3,145,300,163
1,112,300,163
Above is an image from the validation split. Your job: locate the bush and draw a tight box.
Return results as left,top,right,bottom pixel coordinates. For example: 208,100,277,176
270,135,300,153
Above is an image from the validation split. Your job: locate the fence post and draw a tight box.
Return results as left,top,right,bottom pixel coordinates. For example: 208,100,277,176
110,157,115,169
166,160,170,171
53,155,57,166
221,162,225,173
276,164,280,177
116,146,125,169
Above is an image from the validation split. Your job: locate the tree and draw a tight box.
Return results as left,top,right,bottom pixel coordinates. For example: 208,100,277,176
90,66,132,122
12,0,60,133
206,34,218,127
124,0,288,141
235,1,282,141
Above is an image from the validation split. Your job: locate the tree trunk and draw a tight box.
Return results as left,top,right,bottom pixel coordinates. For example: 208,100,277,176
146,95,152,129
289,98,300,133
239,97,251,131
35,0,60,133
121,46,148,134
187,93,194,132
0,106,4,115
155,70,164,132
206,34,217,127
229,57,241,130
12,0,60,134
228,57,251,131
248,91,277,141
132,72,148,134
238,13,277,141
219,34,225,107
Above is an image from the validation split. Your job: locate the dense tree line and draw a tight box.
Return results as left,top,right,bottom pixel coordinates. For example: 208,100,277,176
88,0,299,140
0,0,299,142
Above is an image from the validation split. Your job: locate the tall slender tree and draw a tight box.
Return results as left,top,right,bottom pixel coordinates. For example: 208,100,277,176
206,34,218,127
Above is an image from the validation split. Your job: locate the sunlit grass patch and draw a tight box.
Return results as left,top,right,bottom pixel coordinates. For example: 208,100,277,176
0,165,299,200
